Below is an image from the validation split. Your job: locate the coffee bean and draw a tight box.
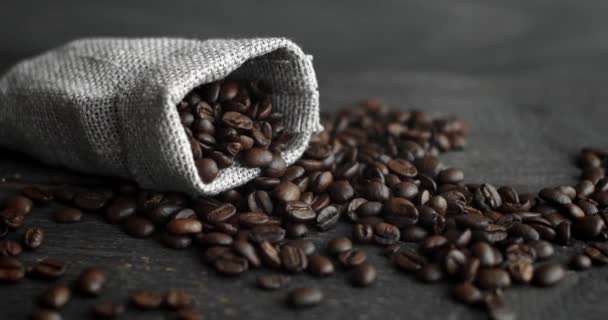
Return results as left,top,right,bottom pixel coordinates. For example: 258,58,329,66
573,215,605,240
555,221,571,245
256,274,290,290
387,158,418,178
264,153,287,178
73,191,111,211
285,222,308,238
316,205,340,231
373,222,400,245
41,285,71,309
1,209,24,229
22,186,54,204
77,267,106,295
287,287,323,308
31,258,66,279
401,226,429,242
30,309,62,320
508,223,540,241
329,180,355,203
351,263,377,287
476,268,511,289
167,218,203,235
200,232,233,246
213,252,249,275
249,225,285,243
384,197,418,227
417,263,444,283
327,236,352,255
0,256,24,282
228,241,260,268
247,190,273,215
474,184,502,211
353,223,374,243
0,240,22,256
4,195,33,214
244,148,273,168
165,288,193,309
533,263,565,286
453,282,482,304
539,188,572,205
258,241,282,268
160,232,192,249
284,201,316,222
23,227,44,249
195,158,219,183
130,290,163,310
53,208,82,223
419,235,448,254
393,249,426,272
286,239,316,256
177,308,205,320
438,168,464,184
338,249,367,268
571,254,592,270
92,302,124,319
307,255,335,276
584,245,608,264
529,240,554,260
273,182,301,203
124,216,155,238
104,197,136,224
280,245,308,273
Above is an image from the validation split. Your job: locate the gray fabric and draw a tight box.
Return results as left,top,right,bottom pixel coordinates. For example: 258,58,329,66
0,37,321,194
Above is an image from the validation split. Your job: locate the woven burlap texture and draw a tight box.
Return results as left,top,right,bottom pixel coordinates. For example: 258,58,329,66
0,37,320,195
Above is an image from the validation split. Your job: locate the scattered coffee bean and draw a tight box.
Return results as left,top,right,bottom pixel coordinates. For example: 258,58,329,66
0,256,25,282
41,285,71,309
0,240,22,256
92,302,124,319
351,263,377,287
533,263,566,286
53,208,83,223
30,309,62,320
308,254,335,276
256,274,290,290
77,267,106,295
287,287,323,308
327,236,352,255
31,258,65,280
165,288,193,309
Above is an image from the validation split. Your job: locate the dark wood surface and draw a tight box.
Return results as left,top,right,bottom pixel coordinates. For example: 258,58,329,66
2,1,608,319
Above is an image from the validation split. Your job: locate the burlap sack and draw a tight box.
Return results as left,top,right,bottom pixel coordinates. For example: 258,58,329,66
0,37,320,195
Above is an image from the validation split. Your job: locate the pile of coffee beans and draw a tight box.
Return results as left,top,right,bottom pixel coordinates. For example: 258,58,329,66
178,79,289,183
3,98,608,319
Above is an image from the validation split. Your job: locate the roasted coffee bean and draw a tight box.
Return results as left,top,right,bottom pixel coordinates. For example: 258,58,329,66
77,267,106,295
205,203,236,224
539,188,572,205
130,289,163,310
160,232,192,249
41,285,71,309
1,209,24,229
200,232,233,246
471,242,497,267
364,180,390,202
453,282,482,305
311,171,334,193
0,256,24,282
264,153,287,178
393,181,419,200
104,197,136,224
329,180,355,203
373,222,400,245
285,222,308,238
393,249,426,272
53,208,82,223
124,216,155,238
533,263,565,286
247,190,273,215
571,254,592,270
338,249,367,268
146,204,181,225
444,249,467,277
195,158,219,183
529,240,554,260
387,158,418,178
30,309,62,320
438,168,464,184
22,186,53,204
4,195,33,214
73,191,110,211
244,148,273,168
573,215,605,240
419,235,448,254
311,193,331,212
167,218,203,235
214,252,249,275
249,225,285,243
287,287,323,308
256,274,290,290
555,221,571,245
31,258,66,279
273,182,301,203
285,201,316,222
0,240,21,256
584,245,608,264
356,201,383,217
308,255,335,276
286,239,316,256
476,268,511,289
417,263,444,283
93,302,124,318
384,197,418,227
473,184,502,211
280,245,308,273
23,227,44,249
165,288,193,309
507,223,540,241
327,236,353,255
233,240,261,268
258,241,282,268
316,205,340,231
351,263,377,287
203,246,231,264
414,156,442,178
353,223,374,243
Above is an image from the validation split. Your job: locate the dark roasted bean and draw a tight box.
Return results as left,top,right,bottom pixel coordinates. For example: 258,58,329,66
308,255,335,276
533,263,566,286
31,258,66,279
77,267,106,295
165,288,193,309
124,216,155,238
351,263,377,286
327,236,353,255
256,274,290,290
53,208,82,223
0,256,24,282
23,227,44,249
338,249,367,268
41,285,71,309
287,287,323,308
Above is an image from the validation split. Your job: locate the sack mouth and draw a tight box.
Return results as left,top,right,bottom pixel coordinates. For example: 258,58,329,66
130,38,320,195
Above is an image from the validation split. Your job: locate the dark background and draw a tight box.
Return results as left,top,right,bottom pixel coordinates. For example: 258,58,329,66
1,0,608,319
